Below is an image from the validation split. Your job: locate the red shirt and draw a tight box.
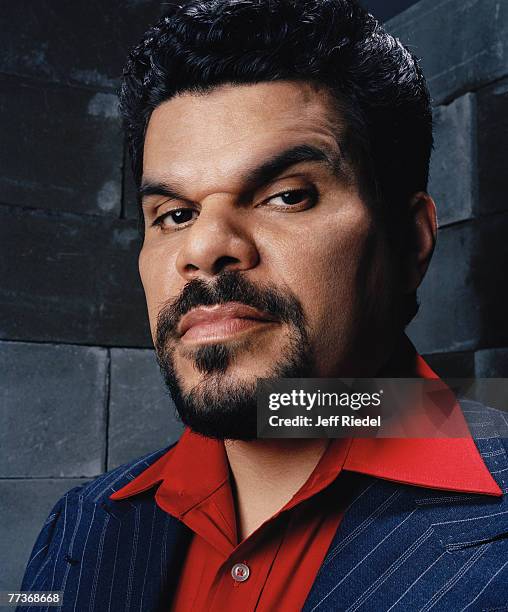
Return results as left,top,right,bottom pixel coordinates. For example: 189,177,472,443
111,339,501,611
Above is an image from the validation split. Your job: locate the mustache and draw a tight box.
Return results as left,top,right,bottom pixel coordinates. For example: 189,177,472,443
155,270,307,350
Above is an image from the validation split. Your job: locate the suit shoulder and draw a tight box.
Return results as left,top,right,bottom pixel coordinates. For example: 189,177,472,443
19,445,178,595
459,397,508,440
459,397,508,493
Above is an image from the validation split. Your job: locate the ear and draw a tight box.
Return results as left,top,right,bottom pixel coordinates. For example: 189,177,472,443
404,192,437,292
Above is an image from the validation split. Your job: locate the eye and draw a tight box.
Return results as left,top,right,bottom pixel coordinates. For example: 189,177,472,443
153,208,198,229
265,187,318,208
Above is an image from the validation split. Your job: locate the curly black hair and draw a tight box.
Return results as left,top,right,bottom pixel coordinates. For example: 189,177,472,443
120,0,433,325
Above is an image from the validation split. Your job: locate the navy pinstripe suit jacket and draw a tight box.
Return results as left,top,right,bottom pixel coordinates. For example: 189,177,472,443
18,400,508,611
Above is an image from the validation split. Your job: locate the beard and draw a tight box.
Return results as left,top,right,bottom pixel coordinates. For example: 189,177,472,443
154,270,314,440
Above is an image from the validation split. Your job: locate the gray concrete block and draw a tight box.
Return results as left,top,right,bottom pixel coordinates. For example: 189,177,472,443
430,94,477,227
0,77,122,216
0,1,163,90
0,341,107,477
0,205,151,347
123,149,141,221
0,478,89,591
108,348,183,470
475,347,508,377
363,0,421,22
407,213,508,354
474,348,508,411
408,222,480,354
387,0,508,105
478,78,508,215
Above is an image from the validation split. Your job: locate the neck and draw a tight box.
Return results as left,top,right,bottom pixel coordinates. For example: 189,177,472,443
222,335,410,540
224,437,329,541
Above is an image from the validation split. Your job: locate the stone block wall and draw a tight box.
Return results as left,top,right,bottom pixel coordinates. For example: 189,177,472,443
389,0,508,374
0,1,185,590
1,0,507,591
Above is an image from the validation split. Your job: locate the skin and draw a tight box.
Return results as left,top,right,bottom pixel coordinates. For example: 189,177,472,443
139,81,437,538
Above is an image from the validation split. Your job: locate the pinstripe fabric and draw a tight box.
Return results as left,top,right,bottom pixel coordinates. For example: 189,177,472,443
303,401,508,612
18,401,508,611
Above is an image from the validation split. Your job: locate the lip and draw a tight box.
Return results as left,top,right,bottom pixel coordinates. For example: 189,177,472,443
178,302,278,343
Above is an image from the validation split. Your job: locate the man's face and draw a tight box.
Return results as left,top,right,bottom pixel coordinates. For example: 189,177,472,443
139,81,399,439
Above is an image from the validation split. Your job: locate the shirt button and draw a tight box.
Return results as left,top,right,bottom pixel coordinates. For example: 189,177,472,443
231,562,250,582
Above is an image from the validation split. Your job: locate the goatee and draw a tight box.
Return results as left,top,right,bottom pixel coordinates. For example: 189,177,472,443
155,271,314,440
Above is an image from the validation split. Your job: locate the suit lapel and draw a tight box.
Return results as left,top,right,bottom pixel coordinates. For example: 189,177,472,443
101,493,191,612
303,464,508,610
61,490,190,612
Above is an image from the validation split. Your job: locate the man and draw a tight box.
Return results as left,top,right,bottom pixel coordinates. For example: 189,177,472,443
19,1,508,610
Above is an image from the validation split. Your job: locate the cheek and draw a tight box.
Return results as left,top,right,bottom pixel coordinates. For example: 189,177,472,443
309,229,373,331
138,245,179,330
258,207,392,376
257,203,378,323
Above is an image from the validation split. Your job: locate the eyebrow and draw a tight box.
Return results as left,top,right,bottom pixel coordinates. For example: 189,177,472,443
246,143,343,188
139,143,343,203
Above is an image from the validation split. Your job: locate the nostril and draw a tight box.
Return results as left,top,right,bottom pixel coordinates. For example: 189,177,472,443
213,255,241,275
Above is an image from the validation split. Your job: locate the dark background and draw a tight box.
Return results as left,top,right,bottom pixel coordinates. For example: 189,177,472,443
1,0,507,590
364,0,419,20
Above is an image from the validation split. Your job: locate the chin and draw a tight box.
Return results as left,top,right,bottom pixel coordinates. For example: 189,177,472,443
167,367,260,440
155,316,314,439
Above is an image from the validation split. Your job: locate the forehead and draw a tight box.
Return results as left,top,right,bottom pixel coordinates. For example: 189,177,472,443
142,81,344,185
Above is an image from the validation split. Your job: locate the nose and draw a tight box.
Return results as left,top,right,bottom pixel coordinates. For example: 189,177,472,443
175,197,259,280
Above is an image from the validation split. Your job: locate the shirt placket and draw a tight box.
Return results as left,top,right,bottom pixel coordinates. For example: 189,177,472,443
208,519,288,611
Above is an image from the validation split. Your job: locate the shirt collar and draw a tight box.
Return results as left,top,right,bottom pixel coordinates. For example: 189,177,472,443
110,335,502,505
